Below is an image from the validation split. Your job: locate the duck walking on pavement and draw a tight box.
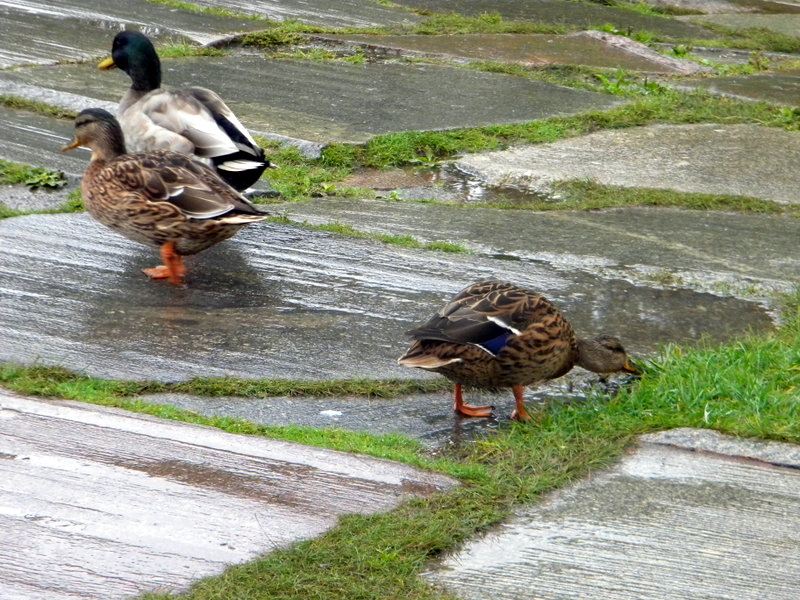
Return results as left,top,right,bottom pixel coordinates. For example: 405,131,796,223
398,280,640,421
63,108,269,286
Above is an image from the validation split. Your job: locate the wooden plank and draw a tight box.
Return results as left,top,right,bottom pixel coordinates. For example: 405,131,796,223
0,391,455,599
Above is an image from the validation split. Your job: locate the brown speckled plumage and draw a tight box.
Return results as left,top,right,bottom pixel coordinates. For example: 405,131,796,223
64,108,268,285
398,280,639,421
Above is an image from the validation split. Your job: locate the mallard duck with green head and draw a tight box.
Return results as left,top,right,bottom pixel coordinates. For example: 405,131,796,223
62,108,268,286
99,30,270,192
398,280,640,421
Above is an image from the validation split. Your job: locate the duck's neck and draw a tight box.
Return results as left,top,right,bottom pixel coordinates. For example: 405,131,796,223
575,338,620,374
119,87,150,113
128,55,160,93
89,131,127,164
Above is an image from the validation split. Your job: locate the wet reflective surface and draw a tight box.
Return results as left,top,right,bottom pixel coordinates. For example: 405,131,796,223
0,55,625,145
0,0,267,67
282,195,799,299
0,213,775,382
321,32,703,73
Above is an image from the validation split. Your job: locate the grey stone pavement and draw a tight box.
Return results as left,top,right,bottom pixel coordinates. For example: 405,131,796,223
0,390,455,599
427,428,800,600
1,1,800,599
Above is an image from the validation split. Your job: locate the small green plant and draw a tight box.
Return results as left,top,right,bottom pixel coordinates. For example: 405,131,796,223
748,51,771,71
0,95,77,120
593,72,665,96
242,29,306,49
157,43,225,58
343,48,367,64
670,44,692,58
0,160,67,189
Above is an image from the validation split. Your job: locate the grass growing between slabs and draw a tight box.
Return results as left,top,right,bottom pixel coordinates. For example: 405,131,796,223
2,291,793,600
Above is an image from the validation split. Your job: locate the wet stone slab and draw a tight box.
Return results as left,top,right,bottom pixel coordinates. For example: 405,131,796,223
189,0,421,28
455,123,800,204
426,428,800,600
675,70,800,106
678,13,800,36
0,107,88,179
0,213,774,382
318,31,704,73
0,0,267,67
0,56,625,145
0,390,455,600
282,199,800,298
645,0,800,13
391,0,716,39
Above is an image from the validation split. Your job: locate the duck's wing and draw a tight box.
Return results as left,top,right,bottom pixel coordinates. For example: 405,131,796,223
109,151,265,220
407,280,557,355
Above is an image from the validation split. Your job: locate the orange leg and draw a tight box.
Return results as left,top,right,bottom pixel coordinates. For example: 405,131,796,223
142,242,186,286
452,383,494,418
510,385,532,422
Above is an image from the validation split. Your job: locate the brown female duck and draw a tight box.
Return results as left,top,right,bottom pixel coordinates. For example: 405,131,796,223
99,30,270,192
398,280,640,421
62,108,268,286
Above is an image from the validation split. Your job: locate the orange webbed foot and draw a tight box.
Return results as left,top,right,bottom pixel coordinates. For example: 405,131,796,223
142,242,186,285
452,383,494,418
142,265,171,280
456,403,495,418
511,385,536,422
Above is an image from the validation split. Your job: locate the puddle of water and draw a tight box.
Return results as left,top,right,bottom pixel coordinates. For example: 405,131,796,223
360,163,545,206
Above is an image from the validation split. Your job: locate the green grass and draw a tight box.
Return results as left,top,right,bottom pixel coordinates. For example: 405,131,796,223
130,291,796,600
143,0,266,20
3,290,793,600
407,12,567,35
0,364,451,401
348,88,800,170
389,179,800,216
485,180,800,215
0,95,77,120
0,159,66,189
157,43,226,58
687,24,800,55
268,213,470,253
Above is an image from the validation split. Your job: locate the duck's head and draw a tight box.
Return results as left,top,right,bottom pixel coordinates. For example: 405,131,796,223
577,335,642,376
62,108,127,160
99,30,161,92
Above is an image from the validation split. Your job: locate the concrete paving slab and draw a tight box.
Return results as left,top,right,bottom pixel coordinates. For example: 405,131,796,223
0,186,72,213
0,213,773,382
679,13,800,37
0,389,455,600
282,198,800,298
427,428,800,600
317,31,704,73
140,391,502,448
675,69,800,106
455,123,800,204
0,107,88,179
189,0,421,28
391,0,717,39
645,0,800,13
0,0,267,67
0,56,625,145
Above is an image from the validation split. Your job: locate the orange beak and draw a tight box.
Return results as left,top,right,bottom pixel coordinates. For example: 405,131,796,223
61,139,81,152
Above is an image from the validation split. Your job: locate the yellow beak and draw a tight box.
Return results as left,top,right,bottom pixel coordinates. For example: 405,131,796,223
98,56,116,70
62,139,81,152
622,359,643,376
